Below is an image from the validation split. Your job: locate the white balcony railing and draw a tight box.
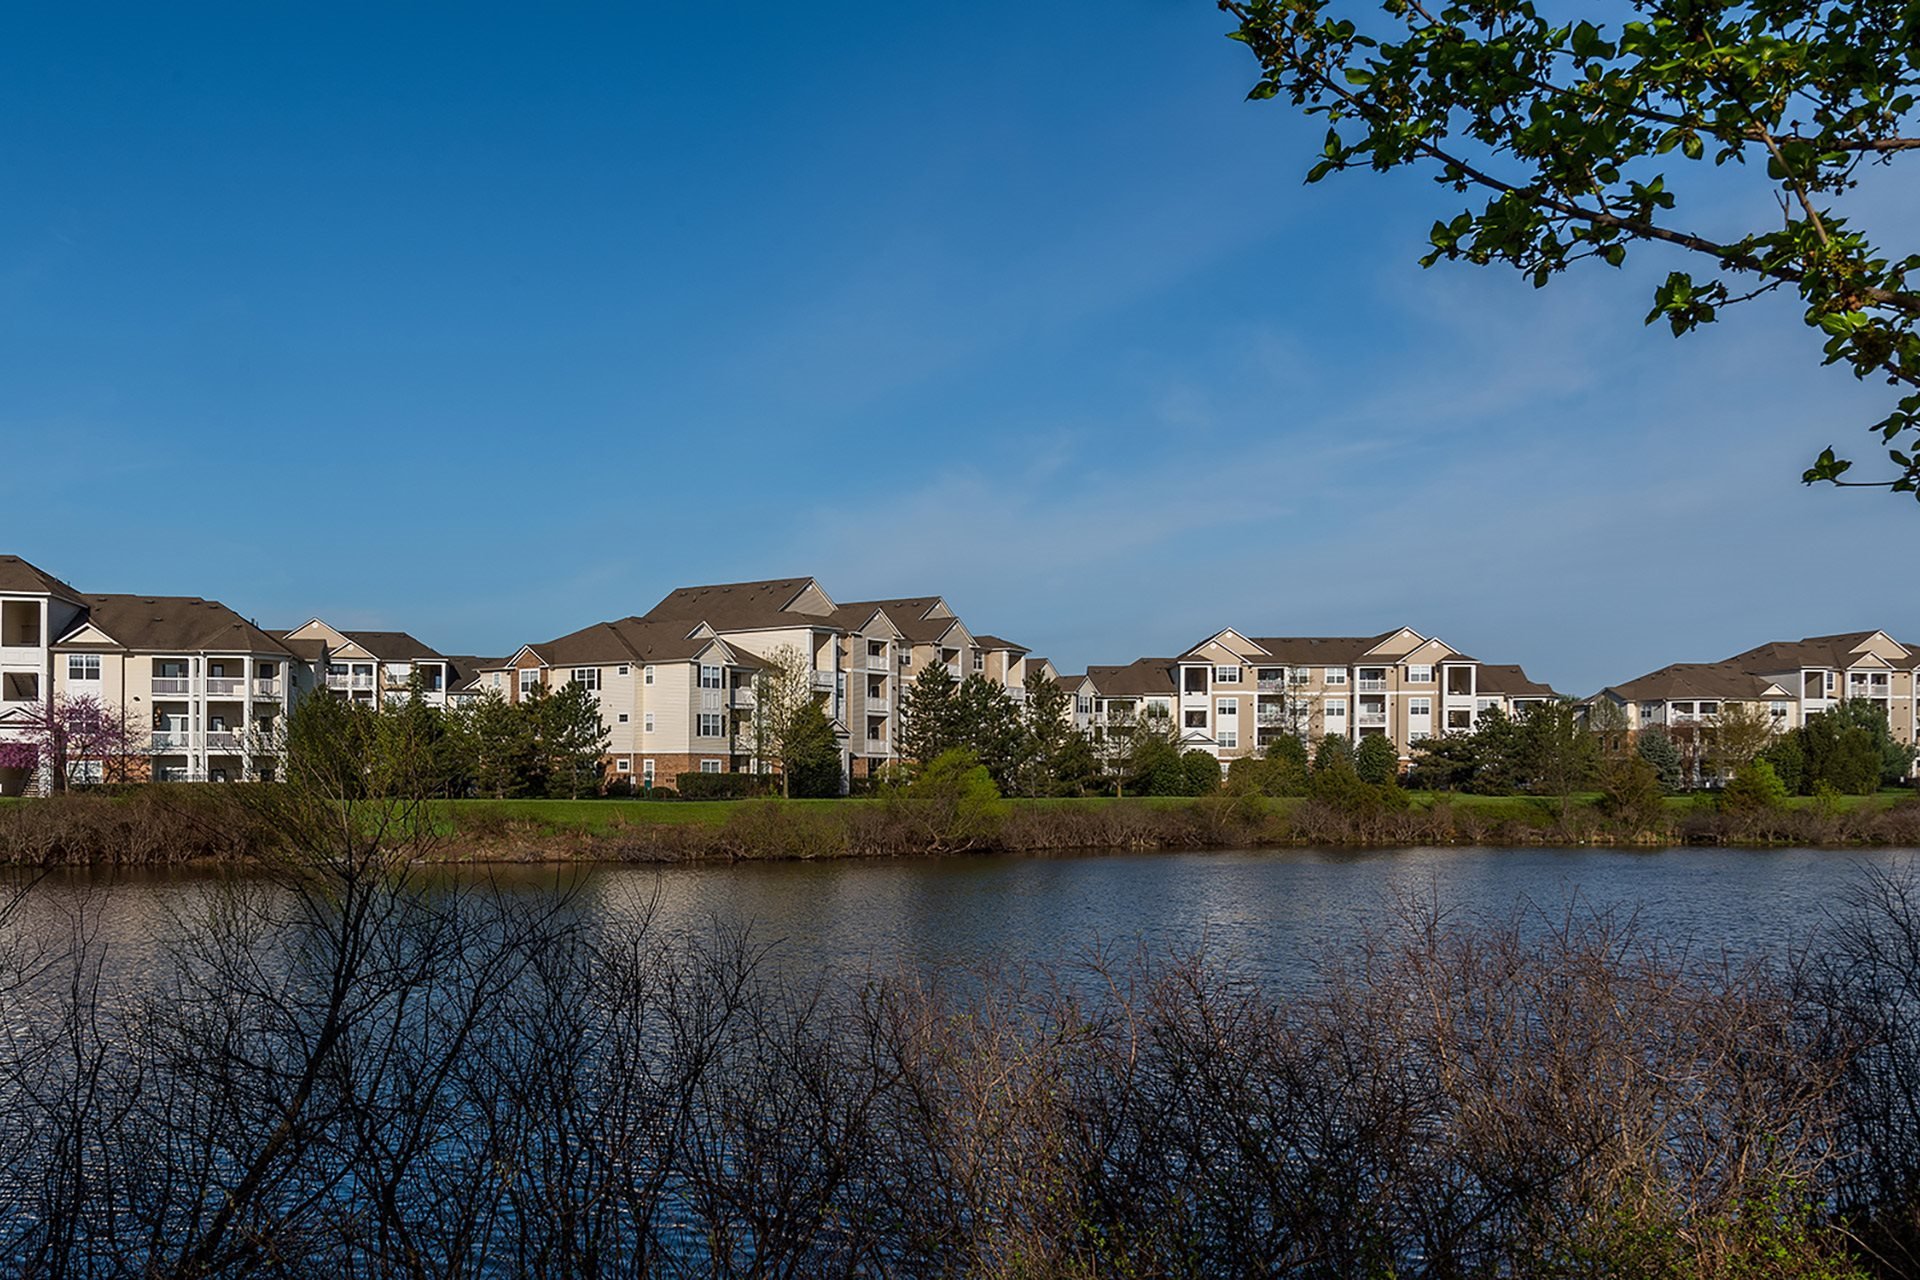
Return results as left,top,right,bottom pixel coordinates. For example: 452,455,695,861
1256,709,1289,727
812,671,836,691
206,732,241,752
732,686,757,707
1256,678,1284,692
867,653,890,671
253,679,280,699
1357,679,1388,693
150,732,189,752
152,677,191,696
1356,712,1388,728
205,678,242,697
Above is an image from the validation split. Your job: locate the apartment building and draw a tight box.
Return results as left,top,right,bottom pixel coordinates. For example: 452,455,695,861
1592,630,1918,773
480,616,763,786
278,620,457,706
56,595,305,784
1083,628,1561,765
0,557,92,795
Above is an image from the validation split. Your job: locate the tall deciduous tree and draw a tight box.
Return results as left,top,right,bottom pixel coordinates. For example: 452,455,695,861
1223,0,1920,495
750,644,814,791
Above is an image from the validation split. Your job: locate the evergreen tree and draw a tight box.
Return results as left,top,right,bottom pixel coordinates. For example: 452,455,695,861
1015,673,1073,797
1636,728,1684,794
954,674,1023,791
1354,733,1399,786
459,689,541,799
1049,730,1100,797
1180,749,1223,796
783,699,844,798
538,679,611,798
900,664,962,766
1313,733,1354,775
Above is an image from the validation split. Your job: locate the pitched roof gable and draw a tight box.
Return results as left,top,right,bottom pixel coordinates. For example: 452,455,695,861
56,595,296,656
0,555,84,601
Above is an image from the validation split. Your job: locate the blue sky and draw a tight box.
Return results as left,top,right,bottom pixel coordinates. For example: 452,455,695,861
2,2,1913,696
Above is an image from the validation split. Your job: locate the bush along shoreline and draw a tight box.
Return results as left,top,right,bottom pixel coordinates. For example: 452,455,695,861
4,775,1920,868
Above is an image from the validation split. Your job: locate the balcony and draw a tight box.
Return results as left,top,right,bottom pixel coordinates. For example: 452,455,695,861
253,679,281,699
205,678,242,697
864,735,890,756
206,731,241,752
325,673,376,691
732,686,757,707
1256,678,1284,692
1356,678,1388,693
1356,712,1388,729
866,653,891,671
811,671,836,691
1256,708,1289,727
152,677,192,696
150,732,189,752
0,645,43,669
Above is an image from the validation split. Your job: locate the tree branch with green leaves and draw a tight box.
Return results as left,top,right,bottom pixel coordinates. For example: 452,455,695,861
1222,0,1920,494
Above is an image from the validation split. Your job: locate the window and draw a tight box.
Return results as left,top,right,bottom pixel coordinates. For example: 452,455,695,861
699,665,723,690
1407,665,1433,683
68,759,103,784
1216,699,1237,718
617,712,629,724
899,651,912,668
1409,729,1430,744
1256,668,1281,684
1824,671,1836,695
519,669,541,697
1324,701,1346,717
644,713,654,733
700,759,724,774
68,654,101,681
1324,669,1347,685
1699,701,1719,716
1215,665,1241,684
572,668,600,690
644,665,655,685
616,759,631,773
1446,708,1472,730
1770,700,1790,720
210,662,226,678
617,664,630,677
698,713,724,738
868,679,884,700
1184,709,1207,728
642,759,655,785
260,662,275,678
1409,697,1432,717
972,652,984,672
869,641,886,658
1218,729,1238,750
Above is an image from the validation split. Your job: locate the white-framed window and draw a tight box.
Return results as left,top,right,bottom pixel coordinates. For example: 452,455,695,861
1324,701,1347,717
518,669,541,697
1824,671,1837,695
615,758,631,773
1409,697,1432,717
643,713,655,733
972,652,984,672
700,759,724,774
1076,696,1093,716
699,665,723,690
572,668,600,690
1214,665,1241,684
68,759,103,784
642,758,655,786
1218,729,1238,750
68,654,101,681
644,665,655,685
617,712,630,724
1324,669,1347,685
1409,729,1430,743
1216,698,1237,718
617,664,630,677
899,651,912,668
1699,701,1720,716
1406,665,1433,683
698,713,724,737
1770,700,1790,720
1446,708,1472,730
1184,709,1207,728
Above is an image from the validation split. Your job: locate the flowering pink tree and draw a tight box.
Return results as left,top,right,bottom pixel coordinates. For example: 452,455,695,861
14,693,144,791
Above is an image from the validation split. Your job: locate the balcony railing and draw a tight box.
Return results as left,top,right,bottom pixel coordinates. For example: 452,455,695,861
1356,712,1388,728
866,653,890,671
254,679,280,699
732,686,757,707
1256,678,1284,692
152,677,191,696
811,671,836,691
205,678,241,697
206,731,241,752
1256,708,1289,727
1357,679,1388,693
150,732,189,752
324,673,376,691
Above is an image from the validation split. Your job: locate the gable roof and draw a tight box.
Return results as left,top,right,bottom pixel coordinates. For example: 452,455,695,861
972,634,1028,654
1476,663,1561,699
56,596,297,656
521,617,761,669
1601,661,1785,704
642,577,837,630
1245,632,1400,666
0,555,84,600
341,630,444,661
1085,659,1178,698
1726,631,1918,672
834,597,959,644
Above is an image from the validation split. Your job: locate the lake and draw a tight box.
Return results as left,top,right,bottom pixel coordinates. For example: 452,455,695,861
12,844,1918,986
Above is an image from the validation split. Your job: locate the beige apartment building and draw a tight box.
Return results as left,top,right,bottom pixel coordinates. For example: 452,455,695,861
1592,630,1919,775
1081,628,1561,766
278,620,459,706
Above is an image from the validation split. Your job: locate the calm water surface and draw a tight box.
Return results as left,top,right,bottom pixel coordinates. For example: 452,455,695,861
14,845,1920,987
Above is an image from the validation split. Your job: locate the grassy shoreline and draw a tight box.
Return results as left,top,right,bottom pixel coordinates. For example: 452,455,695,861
4,787,1919,867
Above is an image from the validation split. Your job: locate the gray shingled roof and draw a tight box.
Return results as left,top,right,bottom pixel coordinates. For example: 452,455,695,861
521,617,760,668
1085,659,1178,698
1602,661,1783,703
1476,663,1561,699
642,578,830,630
